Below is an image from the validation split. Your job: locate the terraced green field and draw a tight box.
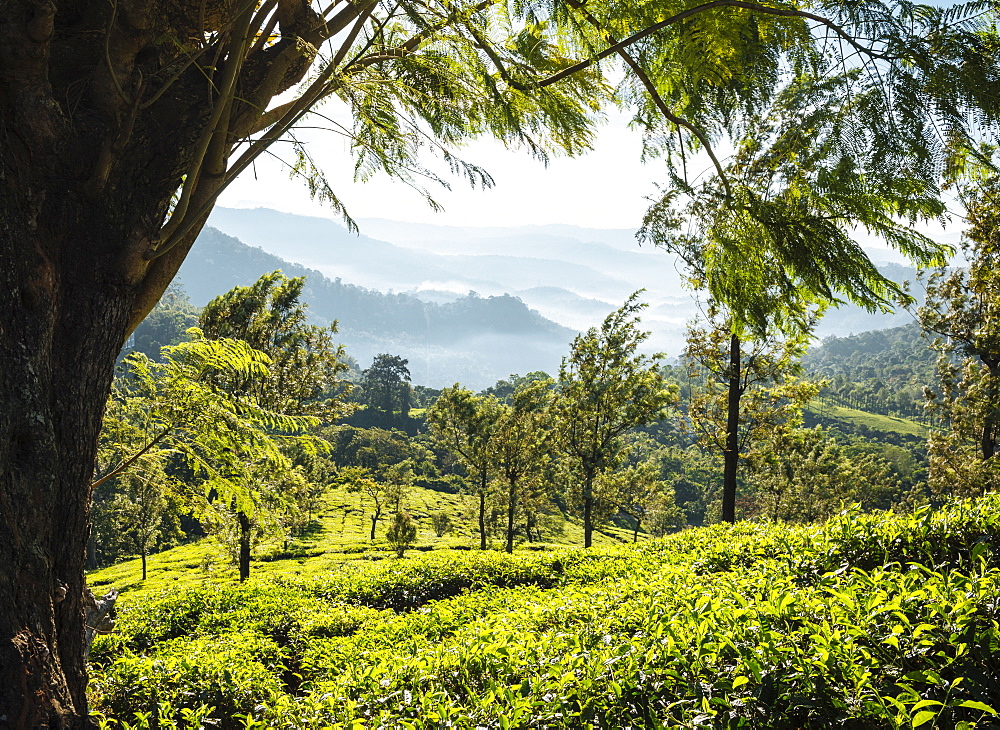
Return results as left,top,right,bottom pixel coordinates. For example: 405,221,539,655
89,496,1000,728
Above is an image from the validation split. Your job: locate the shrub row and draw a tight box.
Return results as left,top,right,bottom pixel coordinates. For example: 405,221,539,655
90,497,1000,728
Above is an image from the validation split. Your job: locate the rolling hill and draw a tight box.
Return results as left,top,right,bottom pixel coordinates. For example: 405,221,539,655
206,206,933,359
180,227,575,389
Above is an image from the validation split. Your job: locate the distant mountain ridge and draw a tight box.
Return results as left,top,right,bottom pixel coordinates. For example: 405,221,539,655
181,227,574,389
205,206,933,354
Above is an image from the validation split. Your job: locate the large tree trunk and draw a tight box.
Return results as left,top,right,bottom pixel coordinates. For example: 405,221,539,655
0,0,335,720
0,218,141,726
0,27,205,720
722,334,742,523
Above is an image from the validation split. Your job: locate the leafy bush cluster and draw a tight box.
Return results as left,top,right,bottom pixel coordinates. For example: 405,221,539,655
90,499,1000,728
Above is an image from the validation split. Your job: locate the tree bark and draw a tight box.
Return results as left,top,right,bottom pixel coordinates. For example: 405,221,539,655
0,75,206,720
141,552,147,582
583,470,594,548
479,474,488,550
722,334,742,523
0,217,140,726
238,511,252,582
505,479,517,554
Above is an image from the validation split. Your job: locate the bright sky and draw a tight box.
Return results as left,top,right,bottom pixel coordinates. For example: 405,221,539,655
219,110,666,229
220,111,963,264
220,0,972,239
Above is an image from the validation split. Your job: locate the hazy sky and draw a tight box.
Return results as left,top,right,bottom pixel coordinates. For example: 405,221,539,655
219,102,964,259
219,109,667,229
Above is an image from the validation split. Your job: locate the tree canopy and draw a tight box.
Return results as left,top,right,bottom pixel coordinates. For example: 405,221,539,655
4,0,1000,722
554,293,674,546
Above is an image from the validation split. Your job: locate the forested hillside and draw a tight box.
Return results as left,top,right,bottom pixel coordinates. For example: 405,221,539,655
91,241,1000,729
8,0,1000,723
804,323,935,419
177,227,574,388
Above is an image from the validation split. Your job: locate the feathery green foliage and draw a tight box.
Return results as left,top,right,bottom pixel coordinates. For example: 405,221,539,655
628,1,999,327
199,271,353,421
96,333,324,578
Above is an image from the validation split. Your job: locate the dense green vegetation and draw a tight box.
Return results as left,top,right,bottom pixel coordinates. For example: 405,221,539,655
89,496,1000,728
97,269,947,575
11,0,1000,721
803,324,935,421
88,221,1000,727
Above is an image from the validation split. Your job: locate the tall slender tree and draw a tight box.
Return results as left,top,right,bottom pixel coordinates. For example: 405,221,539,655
490,377,554,553
684,304,821,522
554,293,674,547
427,386,504,550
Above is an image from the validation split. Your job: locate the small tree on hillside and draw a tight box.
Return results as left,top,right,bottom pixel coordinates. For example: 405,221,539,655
386,511,419,557
428,386,505,549
382,460,415,513
103,451,183,580
336,467,391,541
603,458,683,542
554,293,675,548
431,512,452,538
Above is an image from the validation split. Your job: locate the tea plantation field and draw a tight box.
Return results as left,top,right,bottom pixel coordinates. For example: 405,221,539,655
88,497,1000,728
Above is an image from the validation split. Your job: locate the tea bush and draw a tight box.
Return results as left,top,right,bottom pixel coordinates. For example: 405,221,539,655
90,497,1000,728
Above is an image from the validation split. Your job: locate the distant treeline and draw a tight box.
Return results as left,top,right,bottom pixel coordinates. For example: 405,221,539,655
803,323,936,419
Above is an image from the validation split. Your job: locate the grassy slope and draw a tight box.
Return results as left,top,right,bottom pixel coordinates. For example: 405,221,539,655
805,401,929,437
89,483,638,596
